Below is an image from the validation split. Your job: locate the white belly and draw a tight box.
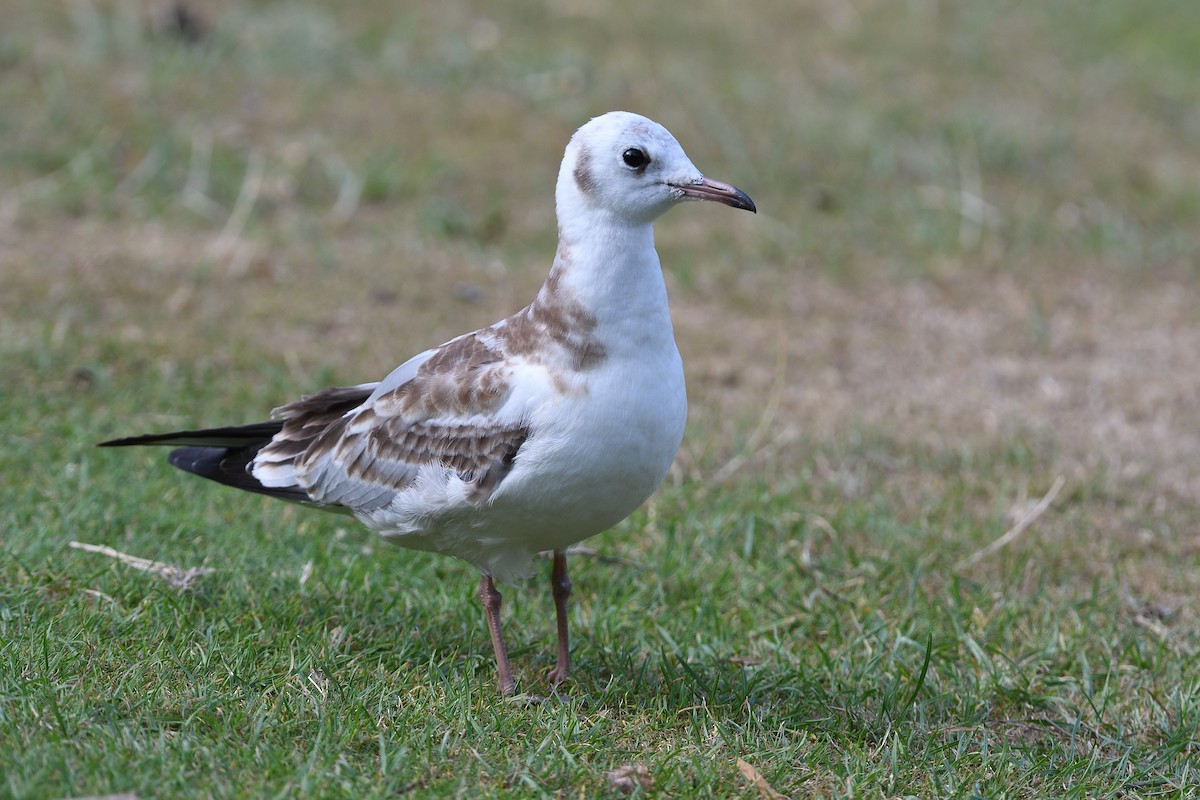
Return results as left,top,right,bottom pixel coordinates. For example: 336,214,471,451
513,354,687,537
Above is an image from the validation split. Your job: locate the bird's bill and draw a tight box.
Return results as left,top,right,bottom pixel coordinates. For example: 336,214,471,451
670,177,757,213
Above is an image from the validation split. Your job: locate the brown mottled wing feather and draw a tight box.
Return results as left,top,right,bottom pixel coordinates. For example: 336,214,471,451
259,384,378,460
254,333,529,512
293,413,529,509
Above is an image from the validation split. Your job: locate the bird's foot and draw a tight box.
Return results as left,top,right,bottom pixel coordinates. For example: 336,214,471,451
547,666,570,689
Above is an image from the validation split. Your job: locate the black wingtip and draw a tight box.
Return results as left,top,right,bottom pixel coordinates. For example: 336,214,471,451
98,423,309,503
166,445,219,473
96,422,285,450
98,435,147,448
163,444,311,503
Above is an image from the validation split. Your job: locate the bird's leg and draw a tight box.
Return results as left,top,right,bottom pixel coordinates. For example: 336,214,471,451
548,550,571,687
479,575,516,696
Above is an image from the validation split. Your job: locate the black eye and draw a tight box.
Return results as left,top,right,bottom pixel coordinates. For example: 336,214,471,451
622,148,649,169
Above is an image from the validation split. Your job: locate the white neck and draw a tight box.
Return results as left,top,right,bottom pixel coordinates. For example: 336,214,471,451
545,162,673,346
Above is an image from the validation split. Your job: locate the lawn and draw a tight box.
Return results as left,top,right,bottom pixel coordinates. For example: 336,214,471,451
2,1,1199,797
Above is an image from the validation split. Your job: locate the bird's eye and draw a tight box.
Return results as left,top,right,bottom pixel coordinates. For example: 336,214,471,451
622,148,649,169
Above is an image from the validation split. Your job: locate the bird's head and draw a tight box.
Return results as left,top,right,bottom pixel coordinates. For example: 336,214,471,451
557,111,756,228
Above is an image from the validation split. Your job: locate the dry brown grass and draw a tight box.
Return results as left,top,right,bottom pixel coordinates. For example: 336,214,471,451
679,266,1200,497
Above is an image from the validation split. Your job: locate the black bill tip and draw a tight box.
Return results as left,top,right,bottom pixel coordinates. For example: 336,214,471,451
671,177,756,213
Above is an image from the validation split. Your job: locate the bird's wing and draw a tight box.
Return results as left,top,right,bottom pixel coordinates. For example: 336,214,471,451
253,329,531,512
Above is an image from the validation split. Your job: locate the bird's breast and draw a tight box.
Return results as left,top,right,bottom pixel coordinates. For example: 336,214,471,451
497,338,686,536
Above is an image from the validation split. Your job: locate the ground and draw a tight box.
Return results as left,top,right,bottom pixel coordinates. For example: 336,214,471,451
2,1,1199,797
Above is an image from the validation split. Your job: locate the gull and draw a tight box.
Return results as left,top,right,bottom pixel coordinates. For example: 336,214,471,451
100,111,756,696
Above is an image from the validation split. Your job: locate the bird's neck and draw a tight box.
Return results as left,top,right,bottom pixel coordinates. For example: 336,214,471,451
537,216,670,345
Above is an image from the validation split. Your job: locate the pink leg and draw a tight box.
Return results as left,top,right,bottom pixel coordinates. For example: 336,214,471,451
479,575,516,696
548,550,571,687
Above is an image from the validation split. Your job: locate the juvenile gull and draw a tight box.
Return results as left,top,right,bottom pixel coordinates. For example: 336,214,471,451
100,111,756,696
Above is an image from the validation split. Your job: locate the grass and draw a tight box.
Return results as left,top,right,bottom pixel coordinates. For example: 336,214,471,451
3,0,1200,797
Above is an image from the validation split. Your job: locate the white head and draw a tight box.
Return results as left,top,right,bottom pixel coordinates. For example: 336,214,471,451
556,111,755,231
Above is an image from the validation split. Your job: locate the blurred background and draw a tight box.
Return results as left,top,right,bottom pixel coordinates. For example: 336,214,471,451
3,1,1200,794
6,0,1199,540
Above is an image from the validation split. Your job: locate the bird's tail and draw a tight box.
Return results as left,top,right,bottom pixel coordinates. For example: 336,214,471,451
99,384,376,507
99,422,311,503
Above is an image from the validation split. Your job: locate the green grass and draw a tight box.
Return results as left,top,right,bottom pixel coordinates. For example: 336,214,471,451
3,1,1200,797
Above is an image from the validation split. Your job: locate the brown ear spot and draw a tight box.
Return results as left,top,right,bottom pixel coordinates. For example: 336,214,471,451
573,142,598,196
